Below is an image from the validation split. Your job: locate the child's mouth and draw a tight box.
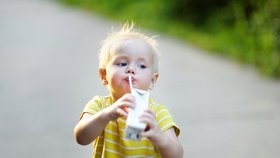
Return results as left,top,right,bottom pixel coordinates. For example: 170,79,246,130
125,76,136,83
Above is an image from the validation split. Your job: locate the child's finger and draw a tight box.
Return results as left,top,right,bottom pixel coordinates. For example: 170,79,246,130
121,93,136,103
117,108,128,117
118,95,136,108
140,127,159,138
140,109,156,121
118,100,135,109
143,109,156,118
139,114,154,123
140,130,152,138
139,116,157,129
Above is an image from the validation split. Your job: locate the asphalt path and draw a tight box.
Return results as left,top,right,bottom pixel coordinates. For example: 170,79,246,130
1,0,280,158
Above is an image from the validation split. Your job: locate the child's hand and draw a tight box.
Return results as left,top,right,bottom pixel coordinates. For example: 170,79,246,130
139,109,168,147
104,94,135,121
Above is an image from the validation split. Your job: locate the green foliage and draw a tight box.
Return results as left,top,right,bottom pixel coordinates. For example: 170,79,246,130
59,0,280,78
230,0,280,76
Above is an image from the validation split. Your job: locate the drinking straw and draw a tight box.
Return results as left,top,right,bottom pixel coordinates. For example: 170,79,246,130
128,75,133,92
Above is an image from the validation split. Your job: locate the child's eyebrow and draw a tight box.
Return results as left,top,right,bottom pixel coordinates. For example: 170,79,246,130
137,56,152,63
113,55,128,61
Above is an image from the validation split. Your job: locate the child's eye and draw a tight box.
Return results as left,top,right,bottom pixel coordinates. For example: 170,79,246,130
117,62,127,67
138,64,146,69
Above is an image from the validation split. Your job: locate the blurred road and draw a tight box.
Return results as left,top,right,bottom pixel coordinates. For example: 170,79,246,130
1,0,280,158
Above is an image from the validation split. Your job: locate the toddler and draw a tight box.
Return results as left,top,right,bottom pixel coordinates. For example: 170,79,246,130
74,23,183,158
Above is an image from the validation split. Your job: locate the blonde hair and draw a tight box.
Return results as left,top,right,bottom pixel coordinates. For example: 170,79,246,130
98,23,161,72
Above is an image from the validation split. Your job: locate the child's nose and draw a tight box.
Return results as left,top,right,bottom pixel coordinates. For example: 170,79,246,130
126,67,135,74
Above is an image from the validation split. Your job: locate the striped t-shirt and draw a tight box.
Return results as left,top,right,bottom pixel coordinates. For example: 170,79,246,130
81,95,180,158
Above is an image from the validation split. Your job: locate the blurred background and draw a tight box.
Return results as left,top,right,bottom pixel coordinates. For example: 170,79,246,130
60,0,280,78
1,0,280,158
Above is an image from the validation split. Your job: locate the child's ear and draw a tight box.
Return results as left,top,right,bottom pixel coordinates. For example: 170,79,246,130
99,68,108,85
149,73,159,90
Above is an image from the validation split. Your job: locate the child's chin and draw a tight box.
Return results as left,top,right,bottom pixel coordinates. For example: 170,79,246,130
123,88,131,93
118,91,129,97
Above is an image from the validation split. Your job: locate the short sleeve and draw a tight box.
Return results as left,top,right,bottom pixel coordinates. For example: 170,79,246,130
79,96,104,119
151,103,180,136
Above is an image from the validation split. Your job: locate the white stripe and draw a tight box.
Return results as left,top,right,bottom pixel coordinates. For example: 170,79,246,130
89,100,101,111
85,108,98,114
118,118,127,123
105,148,155,158
158,115,172,123
104,138,118,145
119,128,125,132
104,138,154,150
105,129,119,136
155,109,168,117
161,122,174,131
109,121,117,127
104,149,124,157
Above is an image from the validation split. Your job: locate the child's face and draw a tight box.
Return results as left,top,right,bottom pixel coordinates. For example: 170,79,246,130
100,39,158,101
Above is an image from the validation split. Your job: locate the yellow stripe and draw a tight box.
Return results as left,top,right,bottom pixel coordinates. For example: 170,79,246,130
83,108,98,114
105,138,155,150
158,115,172,123
155,109,168,116
116,118,127,129
105,145,156,157
105,132,152,148
161,122,175,131
110,121,117,127
105,129,119,136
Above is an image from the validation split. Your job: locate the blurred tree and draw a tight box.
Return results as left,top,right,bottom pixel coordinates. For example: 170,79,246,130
60,0,280,77
167,0,230,25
